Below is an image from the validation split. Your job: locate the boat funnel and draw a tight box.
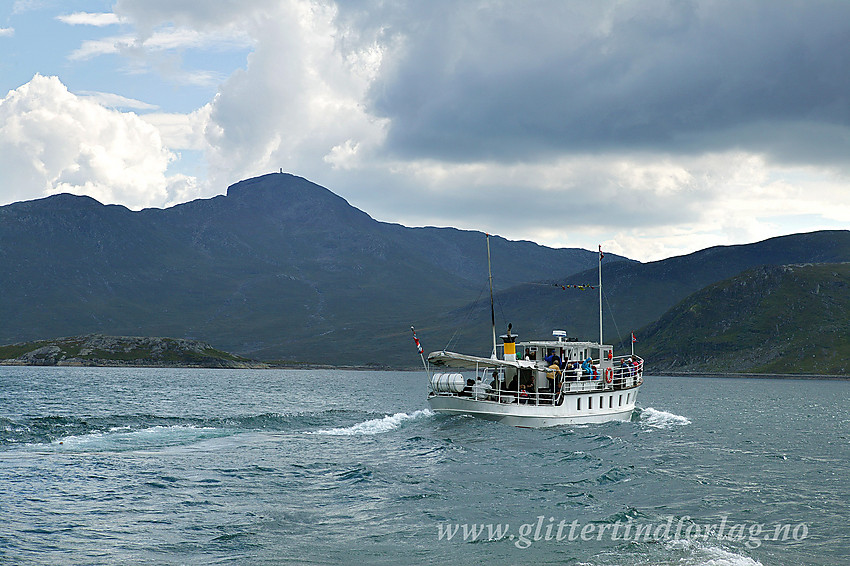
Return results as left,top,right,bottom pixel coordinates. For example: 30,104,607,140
501,333,518,361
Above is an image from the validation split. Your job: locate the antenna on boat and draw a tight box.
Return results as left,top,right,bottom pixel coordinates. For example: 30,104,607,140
598,244,604,346
487,233,497,359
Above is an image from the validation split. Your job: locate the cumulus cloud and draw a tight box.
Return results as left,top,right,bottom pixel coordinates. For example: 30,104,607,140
102,0,387,188
198,0,388,188
0,74,200,208
140,105,211,150
0,27,14,37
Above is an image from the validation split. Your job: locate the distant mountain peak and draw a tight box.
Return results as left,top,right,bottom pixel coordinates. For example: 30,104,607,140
226,172,308,197
222,172,370,221
226,172,338,203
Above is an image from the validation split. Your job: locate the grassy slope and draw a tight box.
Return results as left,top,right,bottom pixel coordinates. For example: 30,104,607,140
634,263,850,375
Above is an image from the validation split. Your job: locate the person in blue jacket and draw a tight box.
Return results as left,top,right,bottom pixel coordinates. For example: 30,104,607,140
581,358,593,379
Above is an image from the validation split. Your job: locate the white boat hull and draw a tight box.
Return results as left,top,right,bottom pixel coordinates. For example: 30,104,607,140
428,385,640,428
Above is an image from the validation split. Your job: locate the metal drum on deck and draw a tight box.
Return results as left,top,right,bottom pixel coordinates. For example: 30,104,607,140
429,372,465,393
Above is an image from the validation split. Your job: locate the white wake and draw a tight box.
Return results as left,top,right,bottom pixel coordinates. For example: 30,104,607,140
311,409,433,436
641,407,692,429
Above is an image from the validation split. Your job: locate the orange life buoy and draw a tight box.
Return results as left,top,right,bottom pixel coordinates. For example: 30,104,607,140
604,368,613,383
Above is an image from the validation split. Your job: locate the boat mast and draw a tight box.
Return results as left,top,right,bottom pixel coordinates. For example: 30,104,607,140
487,233,497,359
598,244,603,346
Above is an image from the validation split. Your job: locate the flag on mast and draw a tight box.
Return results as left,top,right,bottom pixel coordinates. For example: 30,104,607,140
631,332,637,343
411,326,423,354
599,245,604,261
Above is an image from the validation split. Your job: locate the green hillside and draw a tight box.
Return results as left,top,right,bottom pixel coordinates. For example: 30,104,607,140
634,263,850,375
0,335,264,368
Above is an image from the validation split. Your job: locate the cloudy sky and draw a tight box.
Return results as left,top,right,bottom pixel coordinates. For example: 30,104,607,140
1,0,848,261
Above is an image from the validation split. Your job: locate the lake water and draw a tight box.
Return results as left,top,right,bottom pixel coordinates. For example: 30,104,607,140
1,367,847,565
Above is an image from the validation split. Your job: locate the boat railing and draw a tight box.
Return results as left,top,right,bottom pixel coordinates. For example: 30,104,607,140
538,355,643,391
607,355,644,390
429,356,642,405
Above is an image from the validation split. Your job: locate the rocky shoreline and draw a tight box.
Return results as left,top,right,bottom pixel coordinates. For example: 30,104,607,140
0,335,268,369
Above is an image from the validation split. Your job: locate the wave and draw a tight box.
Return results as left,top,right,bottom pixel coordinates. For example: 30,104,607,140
310,409,434,436
0,409,382,450
1,407,436,449
639,407,692,429
53,424,227,452
663,539,763,566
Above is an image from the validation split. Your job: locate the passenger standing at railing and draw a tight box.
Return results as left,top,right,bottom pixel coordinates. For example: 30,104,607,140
582,358,592,379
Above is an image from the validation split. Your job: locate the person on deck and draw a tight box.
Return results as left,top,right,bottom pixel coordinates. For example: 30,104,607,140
566,361,578,381
581,358,592,378
471,376,490,399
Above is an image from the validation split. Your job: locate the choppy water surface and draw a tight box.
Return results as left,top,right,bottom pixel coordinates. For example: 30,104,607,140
1,367,847,565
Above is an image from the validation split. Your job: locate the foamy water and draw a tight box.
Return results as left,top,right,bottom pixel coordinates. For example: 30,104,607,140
52,424,225,451
640,406,692,428
664,540,764,566
311,409,433,436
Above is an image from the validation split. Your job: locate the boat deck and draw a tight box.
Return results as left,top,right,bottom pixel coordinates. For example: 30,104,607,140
429,355,643,406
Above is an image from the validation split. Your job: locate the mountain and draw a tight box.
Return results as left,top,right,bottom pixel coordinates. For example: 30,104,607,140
632,263,850,375
422,230,850,359
5,172,846,369
0,173,626,366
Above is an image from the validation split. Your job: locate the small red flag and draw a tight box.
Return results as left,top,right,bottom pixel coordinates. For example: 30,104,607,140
411,326,423,354
599,245,604,261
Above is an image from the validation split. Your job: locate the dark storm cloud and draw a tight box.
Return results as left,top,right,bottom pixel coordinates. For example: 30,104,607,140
346,0,850,164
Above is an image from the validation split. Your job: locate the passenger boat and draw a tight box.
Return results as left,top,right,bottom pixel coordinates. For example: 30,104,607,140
412,236,643,428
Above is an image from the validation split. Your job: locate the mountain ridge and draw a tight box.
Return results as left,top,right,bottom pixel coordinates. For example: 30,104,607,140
423,229,850,361
0,173,622,365
3,172,848,370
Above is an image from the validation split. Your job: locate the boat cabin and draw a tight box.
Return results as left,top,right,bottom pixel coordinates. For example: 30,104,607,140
489,330,616,394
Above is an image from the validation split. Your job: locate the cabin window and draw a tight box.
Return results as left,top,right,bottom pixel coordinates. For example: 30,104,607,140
609,396,613,408
588,397,592,410
577,398,581,411
618,394,622,407
626,393,631,404
600,396,604,409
